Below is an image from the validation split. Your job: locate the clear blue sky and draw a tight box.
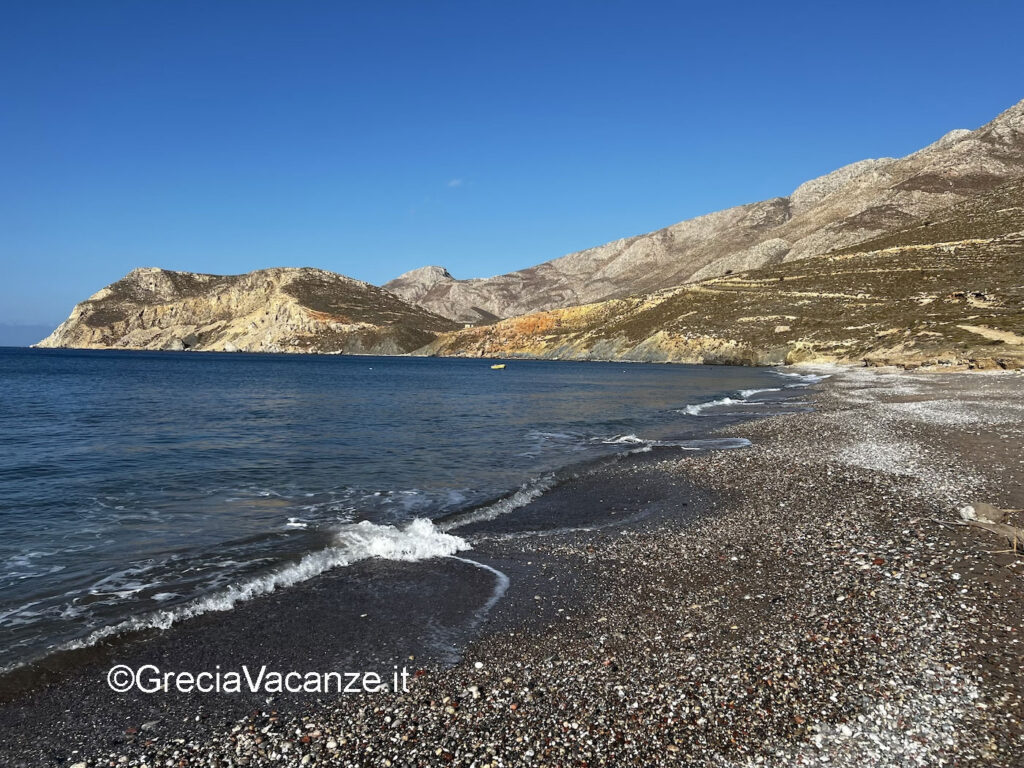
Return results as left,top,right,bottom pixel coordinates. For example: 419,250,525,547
2,1,1022,331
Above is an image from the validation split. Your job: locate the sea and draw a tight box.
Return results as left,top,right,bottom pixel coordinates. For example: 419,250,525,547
0,348,824,673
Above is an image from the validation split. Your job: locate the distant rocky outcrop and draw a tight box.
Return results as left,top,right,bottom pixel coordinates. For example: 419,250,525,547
388,99,1024,322
384,266,456,303
36,267,458,354
419,177,1024,371
382,266,499,326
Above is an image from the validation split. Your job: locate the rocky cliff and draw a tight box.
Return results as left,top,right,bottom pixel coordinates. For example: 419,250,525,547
387,99,1024,323
36,267,459,354
419,177,1024,370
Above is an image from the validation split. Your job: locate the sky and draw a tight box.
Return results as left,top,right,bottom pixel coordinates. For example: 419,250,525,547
2,1,1023,336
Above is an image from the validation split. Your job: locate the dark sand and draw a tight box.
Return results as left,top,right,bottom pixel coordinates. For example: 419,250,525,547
1,366,1022,767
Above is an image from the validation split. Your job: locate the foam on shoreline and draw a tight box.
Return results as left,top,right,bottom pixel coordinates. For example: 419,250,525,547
47,519,469,663
681,370,830,416
439,476,559,532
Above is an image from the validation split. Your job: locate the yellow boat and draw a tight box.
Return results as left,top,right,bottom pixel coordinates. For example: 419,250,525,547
490,363,506,369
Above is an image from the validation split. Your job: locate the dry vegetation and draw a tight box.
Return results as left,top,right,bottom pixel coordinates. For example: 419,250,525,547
422,179,1024,370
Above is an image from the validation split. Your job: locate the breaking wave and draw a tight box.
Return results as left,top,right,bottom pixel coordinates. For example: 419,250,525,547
682,396,747,415
739,387,782,398
60,519,468,654
682,372,827,416
439,476,558,532
600,434,751,452
775,370,832,386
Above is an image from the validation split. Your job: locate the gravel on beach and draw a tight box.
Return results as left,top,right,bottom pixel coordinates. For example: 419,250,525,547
21,368,1024,767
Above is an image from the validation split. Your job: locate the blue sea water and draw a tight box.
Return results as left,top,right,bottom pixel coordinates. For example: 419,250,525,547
0,348,818,670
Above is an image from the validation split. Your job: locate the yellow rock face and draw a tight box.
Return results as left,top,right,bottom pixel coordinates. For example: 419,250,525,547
37,267,458,355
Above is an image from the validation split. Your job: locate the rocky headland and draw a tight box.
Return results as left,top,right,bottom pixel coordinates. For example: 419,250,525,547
35,267,458,354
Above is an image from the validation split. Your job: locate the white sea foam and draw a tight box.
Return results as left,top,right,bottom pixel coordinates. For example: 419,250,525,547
601,434,647,444
604,434,752,452
447,555,510,620
60,518,468,654
86,565,171,600
677,437,752,450
684,376,823,415
624,444,654,455
439,476,558,531
682,396,745,415
776,370,832,385
739,387,782,398
333,518,468,561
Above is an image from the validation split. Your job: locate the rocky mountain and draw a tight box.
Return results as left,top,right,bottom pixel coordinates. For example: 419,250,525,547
36,267,458,354
384,266,456,306
387,99,1024,323
381,266,503,326
419,177,1024,370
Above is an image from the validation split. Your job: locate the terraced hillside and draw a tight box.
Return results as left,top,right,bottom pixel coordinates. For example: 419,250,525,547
419,179,1024,370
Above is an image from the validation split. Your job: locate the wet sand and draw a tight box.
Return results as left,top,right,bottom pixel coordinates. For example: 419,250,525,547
2,366,1023,767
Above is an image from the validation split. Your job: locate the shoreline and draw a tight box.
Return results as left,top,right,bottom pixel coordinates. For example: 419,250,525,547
0,446,724,762
19,343,1024,373
1,367,1022,766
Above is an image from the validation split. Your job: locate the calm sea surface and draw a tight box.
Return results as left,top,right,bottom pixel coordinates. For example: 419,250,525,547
0,348,819,670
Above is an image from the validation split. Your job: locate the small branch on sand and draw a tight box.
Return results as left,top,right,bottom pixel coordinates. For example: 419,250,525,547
931,517,1024,555
962,520,1024,553
927,517,962,530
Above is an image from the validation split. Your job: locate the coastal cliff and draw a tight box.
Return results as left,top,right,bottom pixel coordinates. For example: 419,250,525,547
419,178,1024,370
386,99,1024,324
36,267,458,354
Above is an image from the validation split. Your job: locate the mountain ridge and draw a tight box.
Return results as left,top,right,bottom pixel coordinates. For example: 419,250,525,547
418,176,1024,370
385,99,1024,323
38,99,1024,365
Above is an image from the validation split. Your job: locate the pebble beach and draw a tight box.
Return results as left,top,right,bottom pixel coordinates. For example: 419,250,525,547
4,366,1023,767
